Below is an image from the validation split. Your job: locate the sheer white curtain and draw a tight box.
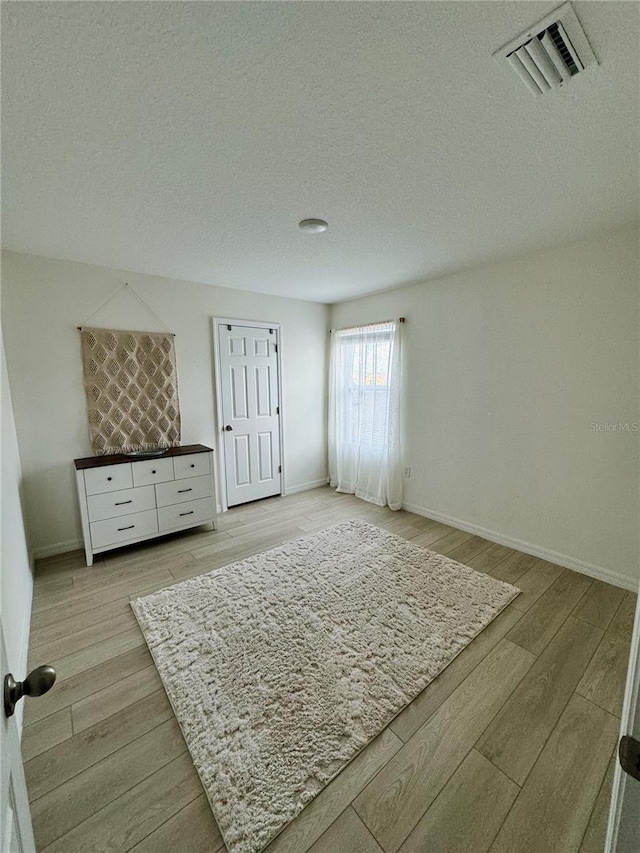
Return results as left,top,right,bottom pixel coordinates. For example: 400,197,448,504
328,320,402,510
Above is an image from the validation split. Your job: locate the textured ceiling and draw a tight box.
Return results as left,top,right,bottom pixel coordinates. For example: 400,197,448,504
2,1,638,303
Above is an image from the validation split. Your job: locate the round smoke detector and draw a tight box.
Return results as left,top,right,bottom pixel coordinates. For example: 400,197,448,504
299,218,328,233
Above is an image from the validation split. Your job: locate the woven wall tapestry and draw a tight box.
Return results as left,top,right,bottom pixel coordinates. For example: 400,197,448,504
80,327,181,455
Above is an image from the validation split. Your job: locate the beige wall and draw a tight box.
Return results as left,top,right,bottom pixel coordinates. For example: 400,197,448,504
332,226,640,588
1,252,330,556
3,227,638,589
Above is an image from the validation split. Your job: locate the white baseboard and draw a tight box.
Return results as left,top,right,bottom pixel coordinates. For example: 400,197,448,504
216,480,329,512
32,538,84,560
283,478,330,496
403,501,639,593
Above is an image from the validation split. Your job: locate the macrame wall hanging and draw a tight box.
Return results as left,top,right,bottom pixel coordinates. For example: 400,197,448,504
78,284,181,456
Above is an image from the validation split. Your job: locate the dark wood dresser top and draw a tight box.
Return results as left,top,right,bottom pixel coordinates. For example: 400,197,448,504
74,444,213,470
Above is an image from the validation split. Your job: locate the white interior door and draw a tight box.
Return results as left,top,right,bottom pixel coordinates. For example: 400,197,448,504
606,587,640,852
1,621,36,853
218,323,282,508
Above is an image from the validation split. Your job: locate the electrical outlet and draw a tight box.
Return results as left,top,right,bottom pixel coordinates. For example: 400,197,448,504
403,466,411,478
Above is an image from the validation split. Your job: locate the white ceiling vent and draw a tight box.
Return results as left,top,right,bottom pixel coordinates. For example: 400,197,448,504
494,2,598,96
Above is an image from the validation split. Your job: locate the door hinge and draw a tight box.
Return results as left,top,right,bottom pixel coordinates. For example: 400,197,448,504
619,735,640,782
269,328,274,334
227,324,232,331
278,465,282,473
275,344,278,353
276,406,280,415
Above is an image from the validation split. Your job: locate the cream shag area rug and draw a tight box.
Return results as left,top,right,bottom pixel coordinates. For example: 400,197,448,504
131,519,520,853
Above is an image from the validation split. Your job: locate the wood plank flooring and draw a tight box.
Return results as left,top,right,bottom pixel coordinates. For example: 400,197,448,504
22,487,635,853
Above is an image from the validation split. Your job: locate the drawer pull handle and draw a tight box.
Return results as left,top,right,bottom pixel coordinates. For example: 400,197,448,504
114,500,133,506
178,488,192,493
117,525,135,531
190,463,195,468
107,477,112,481
179,511,194,517
152,470,156,474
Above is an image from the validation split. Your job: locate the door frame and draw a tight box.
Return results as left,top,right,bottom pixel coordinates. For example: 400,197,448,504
212,317,285,513
605,583,640,852
1,618,36,853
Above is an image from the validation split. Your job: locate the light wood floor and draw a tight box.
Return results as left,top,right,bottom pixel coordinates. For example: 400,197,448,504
23,487,636,853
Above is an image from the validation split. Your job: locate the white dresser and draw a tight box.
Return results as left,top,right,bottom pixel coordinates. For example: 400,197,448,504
74,444,217,566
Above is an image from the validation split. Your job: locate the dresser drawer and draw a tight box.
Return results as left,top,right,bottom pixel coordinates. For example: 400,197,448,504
132,457,174,488
84,463,133,496
87,485,156,523
155,475,212,508
173,453,210,480
158,497,213,532
90,509,158,549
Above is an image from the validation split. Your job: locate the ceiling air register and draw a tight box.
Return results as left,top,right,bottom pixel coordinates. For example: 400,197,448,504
494,2,598,97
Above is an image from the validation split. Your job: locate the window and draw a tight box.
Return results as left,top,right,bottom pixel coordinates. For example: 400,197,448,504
328,321,402,509
342,331,392,449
